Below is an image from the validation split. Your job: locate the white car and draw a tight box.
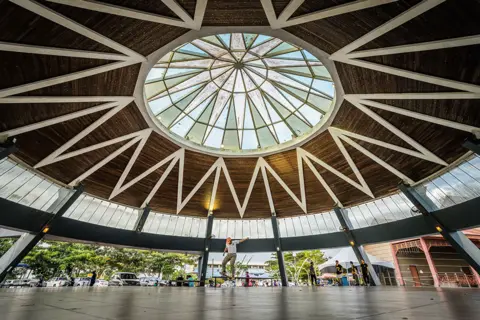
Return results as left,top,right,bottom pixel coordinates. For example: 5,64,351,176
108,272,140,286
74,277,91,286
140,277,161,286
94,280,109,287
45,277,68,287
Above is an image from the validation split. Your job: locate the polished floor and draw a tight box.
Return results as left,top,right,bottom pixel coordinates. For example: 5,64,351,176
0,286,479,320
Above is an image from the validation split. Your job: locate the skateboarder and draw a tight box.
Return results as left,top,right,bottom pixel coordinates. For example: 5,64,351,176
222,236,249,278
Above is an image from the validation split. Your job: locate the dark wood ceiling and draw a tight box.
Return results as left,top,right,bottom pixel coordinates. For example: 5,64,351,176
1,0,479,218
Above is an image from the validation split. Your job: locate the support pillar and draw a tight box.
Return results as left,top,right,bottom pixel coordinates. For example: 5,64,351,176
419,237,440,287
271,213,288,287
199,212,214,287
463,136,480,155
0,137,17,160
390,243,405,286
0,185,84,282
134,205,150,232
334,207,381,286
399,184,480,275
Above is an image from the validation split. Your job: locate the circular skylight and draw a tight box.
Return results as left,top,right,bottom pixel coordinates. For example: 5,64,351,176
144,33,335,153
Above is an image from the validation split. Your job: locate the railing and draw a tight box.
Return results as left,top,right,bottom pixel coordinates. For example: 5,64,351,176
438,272,479,288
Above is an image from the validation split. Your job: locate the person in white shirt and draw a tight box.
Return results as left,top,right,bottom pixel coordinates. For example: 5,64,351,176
221,236,249,278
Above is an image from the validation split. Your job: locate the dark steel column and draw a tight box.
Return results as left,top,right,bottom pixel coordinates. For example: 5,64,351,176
134,205,151,232
271,213,288,287
334,207,381,286
463,136,480,155
399,184,480,273
199,212,214,286
0,137,17,160
0,185,84,282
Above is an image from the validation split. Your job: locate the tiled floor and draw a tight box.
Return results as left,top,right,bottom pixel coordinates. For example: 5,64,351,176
0,286,479,320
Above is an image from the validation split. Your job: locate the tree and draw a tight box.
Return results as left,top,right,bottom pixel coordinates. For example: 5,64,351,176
265,250,326,284
0,238,16,257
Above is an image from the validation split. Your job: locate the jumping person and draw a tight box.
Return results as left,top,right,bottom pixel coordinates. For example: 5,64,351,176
350,261,359,286
309,261,317,286
222,237,249,278
360,259,370,286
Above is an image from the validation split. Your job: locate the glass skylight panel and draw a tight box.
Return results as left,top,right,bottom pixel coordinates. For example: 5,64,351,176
145,33,335,152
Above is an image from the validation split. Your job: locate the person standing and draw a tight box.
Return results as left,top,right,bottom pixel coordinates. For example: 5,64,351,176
360,259,370,286
221,236,249,278
335,260,343,286
245,271,251,287
309,261,317,286
89,271,97,287
350,261,359,286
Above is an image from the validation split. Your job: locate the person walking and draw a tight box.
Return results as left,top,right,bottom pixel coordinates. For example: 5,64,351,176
89,271,97,287
360,259,370,286
350,261,359,286
309,261,317,286
221,237,249,278
335,260,343,286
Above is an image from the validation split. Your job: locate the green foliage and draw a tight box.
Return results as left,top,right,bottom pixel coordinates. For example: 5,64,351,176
0,239,197,280
265,250,326,284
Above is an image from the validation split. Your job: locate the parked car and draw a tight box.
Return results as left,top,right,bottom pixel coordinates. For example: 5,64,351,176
45,277,68,287
108,272,140,286
74,277,91,286
0,280,14,288
93,279,109,287
140,277,161,286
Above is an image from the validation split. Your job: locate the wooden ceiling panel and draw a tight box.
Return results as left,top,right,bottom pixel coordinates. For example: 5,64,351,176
302,159,336,213
42,1,189,56
301,131,356,179
97,0,180,18
181,149,217,200
264,149,302,200
12,110,110,168
22,63,140,96
0,0,114,52
203,0,269,26
0,53,109,90
210,172,239,218
148,162,180,215
360,0,480,49
363,46,480,86
272,0,290,17
82,143,137,200
223,157,258,203
291,0,358,17
335,62,456,94
0,102,100,132
243,172,271,219
180,173,214,217
331,100,411,149
285,0,420,54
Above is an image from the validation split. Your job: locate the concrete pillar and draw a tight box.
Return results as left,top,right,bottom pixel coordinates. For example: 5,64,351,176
0,185,84,282
334,207,381,286
419,237,440,287
390,243,405,286
134,206,151,232
199,212,214,286
399,184,480,275
271,214,288,287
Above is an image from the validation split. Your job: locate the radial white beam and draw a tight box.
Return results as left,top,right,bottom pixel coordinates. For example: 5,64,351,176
161,0,194,24
141,155,180,208
207,165,222,213
346,35,480,59
345,99,448,166
0,61,136,98
110,148,184,199
191,0,208,30
357,99,480,133
46,0,188,28
281,0,399,28
0,42,130,60
259,0,281,29
0,101,119,137
260,165,275,214
338,134,415,184
11,0,145,62
278,0,304,22
220,159,262,218
331,0,446,58
34,102,128,168
68,135,143,186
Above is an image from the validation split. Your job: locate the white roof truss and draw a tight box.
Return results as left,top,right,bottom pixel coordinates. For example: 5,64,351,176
261,0,398,29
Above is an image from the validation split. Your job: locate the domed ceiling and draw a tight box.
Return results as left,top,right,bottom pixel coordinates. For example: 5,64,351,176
1,0,480,219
